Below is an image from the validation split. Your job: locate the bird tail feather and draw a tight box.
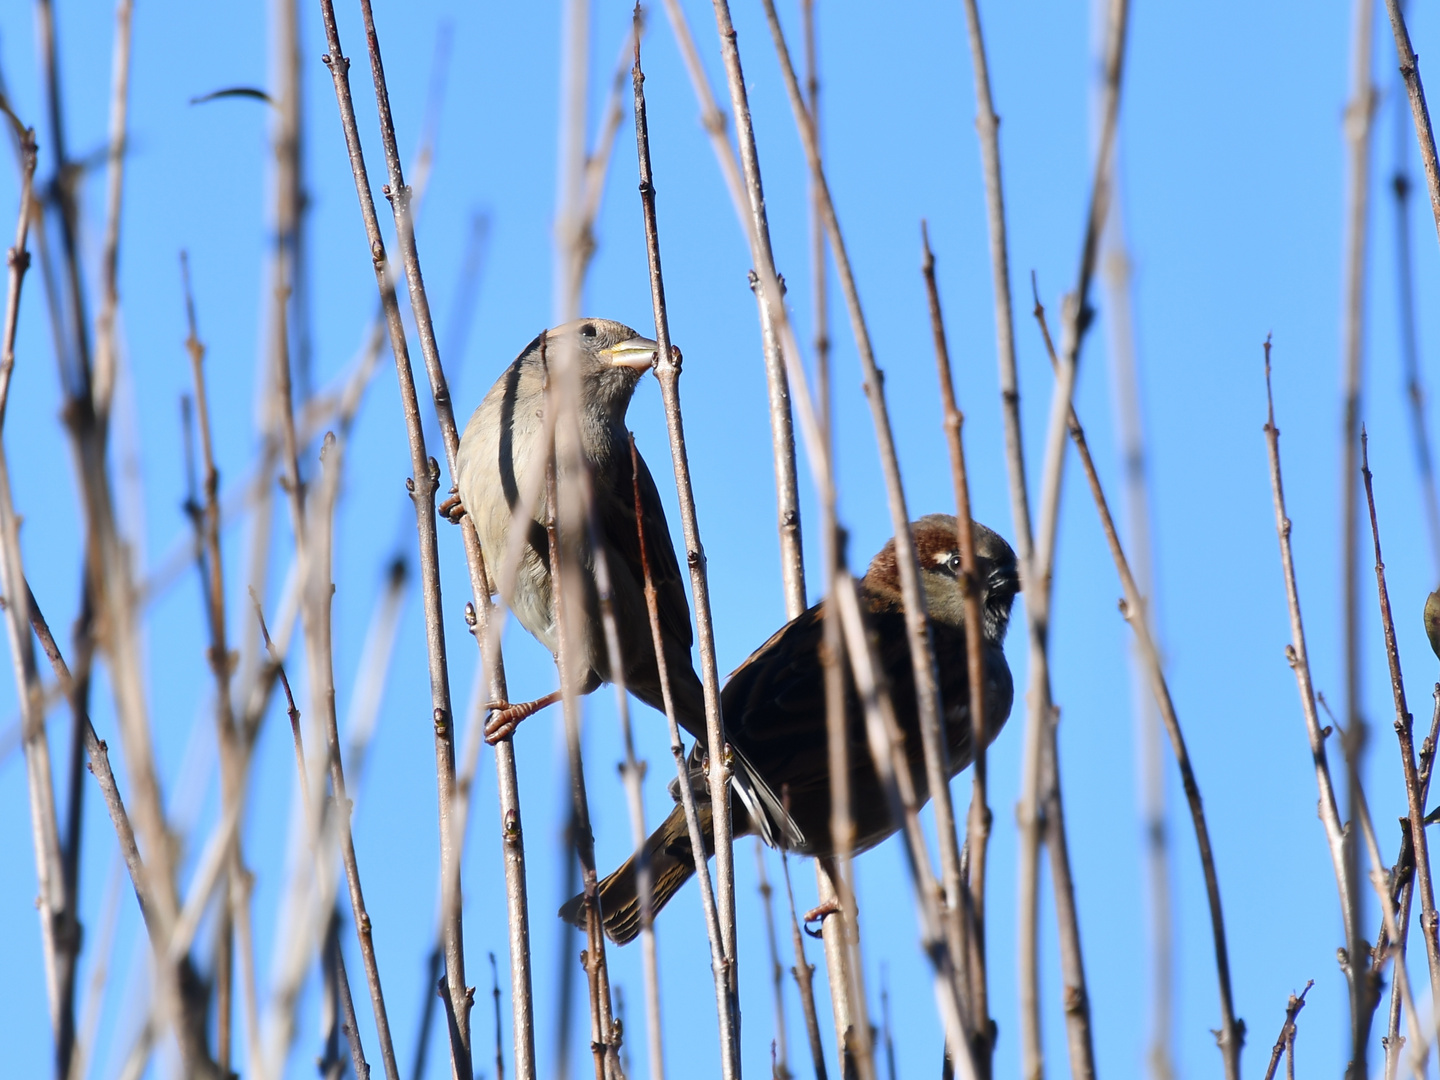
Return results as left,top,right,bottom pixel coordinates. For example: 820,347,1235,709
559,802,710,945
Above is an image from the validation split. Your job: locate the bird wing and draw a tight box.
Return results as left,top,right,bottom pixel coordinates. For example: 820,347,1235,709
599,436,694,651
716,603,841,849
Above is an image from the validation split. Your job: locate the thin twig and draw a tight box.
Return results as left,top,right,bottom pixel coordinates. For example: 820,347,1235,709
759,10,957,1076
630,432,737,1080
1389,64,1440,578
180,251,250,1078
1262,983,1312,1080
1384,688,1440,1079
1031,289,1242,1075
779,820,827,1080
755,841,789,1079
1383,0,1440,253
341,2,474,1069
632,34,738,1077
1360,432,1440,1011
1099,193,1174,1080
673,0,806,619
1263,339,1364,1075
953,1,1040,1069
922,224,994,1073
252,592,372,1080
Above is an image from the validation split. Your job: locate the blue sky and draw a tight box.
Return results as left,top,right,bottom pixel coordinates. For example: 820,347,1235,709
1,1,1439,1078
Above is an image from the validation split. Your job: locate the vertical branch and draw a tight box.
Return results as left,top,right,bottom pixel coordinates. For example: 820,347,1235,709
1360,437,1440,1009
755,842,788,1080
90,0,134,421
1382,0,1440,252
1263,985,1312,1080
544,449,620,1080
0,113,67,1048
631,32,740,1074
693,0,806,619
795,4,863,1062
1340,8,1378,1061
314,2,495,1075
1263,340,1365,1070
952,5,1042,1071
1020,0,1131,1072
758,9,960,1076
922,225,993,1074
253,596,373,1080
779,841,827,1080
179,253,246,1077
629,434,738,1080
1030,292,1241,1076
1383,689,1440,1078
1100,199,1174,1080
1389,56,1440,577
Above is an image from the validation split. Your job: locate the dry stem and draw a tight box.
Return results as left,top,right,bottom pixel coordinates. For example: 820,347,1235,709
1382,0,1440,252
1262,983,1312,1080
922,224,994,1071
632,35,739,1075
1360,433,1440,1012
1263,339,1364,1073
1031,290,1241,1075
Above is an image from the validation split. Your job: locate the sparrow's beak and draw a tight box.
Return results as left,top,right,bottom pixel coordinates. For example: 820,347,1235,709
604,335,659,371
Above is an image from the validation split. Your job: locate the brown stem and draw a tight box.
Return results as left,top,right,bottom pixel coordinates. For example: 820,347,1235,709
1382,0,1440,254
179,252,245,1077
342,2,474,1069
922,225,993,1074
1032,290,1242,1076
1262,339,1364,1072
1360,433,1440,1009
1099,204,1174,1080
252,592,372,1080
780,837,827,1080
632,34,740,1075
754,840,789,1079
1262,983,1312,1080
759,9,953,1075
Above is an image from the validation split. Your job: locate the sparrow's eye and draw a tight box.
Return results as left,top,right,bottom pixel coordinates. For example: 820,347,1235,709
579,322,597,339
946,553,962,573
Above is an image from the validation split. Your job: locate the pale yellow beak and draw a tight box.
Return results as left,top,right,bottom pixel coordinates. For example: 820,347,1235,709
604,335,659,371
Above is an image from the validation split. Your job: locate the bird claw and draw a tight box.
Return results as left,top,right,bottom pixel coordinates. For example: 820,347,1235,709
439,493,466,524
802,898,841,938
483,690,563,744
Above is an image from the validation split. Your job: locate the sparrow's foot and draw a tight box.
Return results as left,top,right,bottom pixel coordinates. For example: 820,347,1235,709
484,689,563,744
802,897,842,938
439,493,466,523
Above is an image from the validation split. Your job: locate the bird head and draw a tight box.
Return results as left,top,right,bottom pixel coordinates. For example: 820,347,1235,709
542,318,658,420
864,514,1020,645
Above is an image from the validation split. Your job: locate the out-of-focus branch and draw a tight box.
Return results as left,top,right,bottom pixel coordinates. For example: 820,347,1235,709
1339,9,1377,1062
179,252,254,1077
1389,70,1440,578
1031,290,1242,1076
1382,0,1440,252
1099,195,1174,1080
253,594,371,1080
